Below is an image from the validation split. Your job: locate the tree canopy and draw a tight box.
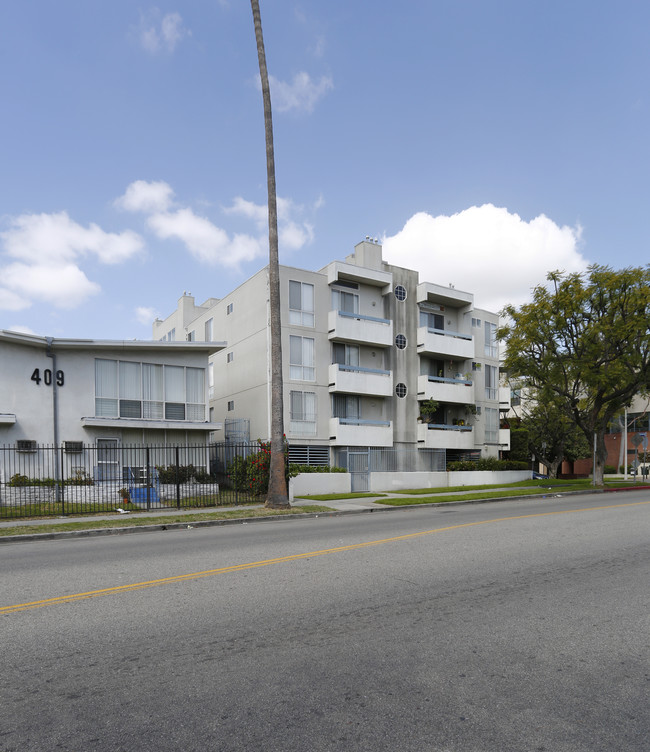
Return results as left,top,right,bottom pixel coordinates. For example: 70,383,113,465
499,265,650,484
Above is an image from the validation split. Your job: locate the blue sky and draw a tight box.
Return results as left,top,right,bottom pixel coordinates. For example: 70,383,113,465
1,1,649,339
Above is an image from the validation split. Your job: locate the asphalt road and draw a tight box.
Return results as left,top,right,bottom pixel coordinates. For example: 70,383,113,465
1,492,649,752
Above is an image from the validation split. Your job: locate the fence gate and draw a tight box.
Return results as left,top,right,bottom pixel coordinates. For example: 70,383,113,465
348,449,370,492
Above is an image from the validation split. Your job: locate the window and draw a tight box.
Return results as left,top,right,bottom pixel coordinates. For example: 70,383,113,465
168,328,176,341
394,285,407,301
96,438,119,481
472,317,482,328
485,408,498,443
333,342,359,367
395,334,407,349
205,318,213,341
484,321,498,357
226,302,233,315
16,439,36,452
227,352,234,363
420,310,444,330
332,394,360,420
290,336,315,380
485,365,498,399
187,331,195,342
185,367,205,420
95,359,206,422
95,359,118,416
395,383,407,398
208,362,214,399
227,400,234,412
290,391,316,435
472,361,482,371
143,363,163,418
289,281,314,326
331,288,359,314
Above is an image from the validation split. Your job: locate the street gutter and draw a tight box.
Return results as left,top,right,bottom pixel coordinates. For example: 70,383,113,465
1,485,648,545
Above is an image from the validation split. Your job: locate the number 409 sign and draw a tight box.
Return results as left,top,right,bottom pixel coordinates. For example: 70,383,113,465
31,368,65,387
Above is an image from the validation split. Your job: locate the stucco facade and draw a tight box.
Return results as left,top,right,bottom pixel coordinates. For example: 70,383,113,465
155,240,510,476
0,331,224,448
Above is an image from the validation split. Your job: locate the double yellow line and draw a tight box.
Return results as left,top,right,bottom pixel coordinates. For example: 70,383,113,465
2,500,648,615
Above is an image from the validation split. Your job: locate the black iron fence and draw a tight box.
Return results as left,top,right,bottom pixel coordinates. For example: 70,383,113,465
0,442,264,519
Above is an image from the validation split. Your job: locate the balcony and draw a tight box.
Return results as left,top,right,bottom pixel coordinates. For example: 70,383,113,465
417,326,474,359
499,386,511,412
499,428,511,450
329,417,393,447
418,374,474,405
417,422,475,450
329,310,393,347
329,364,392,397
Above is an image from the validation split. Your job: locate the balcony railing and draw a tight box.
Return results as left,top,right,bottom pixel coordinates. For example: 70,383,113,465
418,375,475,405
329,417,393,447
417,422,474,450
329,363,392,396
417,326,474,359
329,310,393,347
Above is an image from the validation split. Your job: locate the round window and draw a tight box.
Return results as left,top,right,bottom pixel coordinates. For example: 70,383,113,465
395,334,407,349
394,285,407,301
395,383,407,398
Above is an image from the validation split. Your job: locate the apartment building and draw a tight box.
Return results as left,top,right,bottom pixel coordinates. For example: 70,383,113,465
154,240,510,482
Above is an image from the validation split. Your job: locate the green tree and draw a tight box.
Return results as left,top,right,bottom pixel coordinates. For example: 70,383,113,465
521,389,590,478
500,265,650,485
250,0,289,509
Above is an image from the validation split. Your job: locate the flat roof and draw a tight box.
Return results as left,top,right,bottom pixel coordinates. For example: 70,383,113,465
0,330,225,354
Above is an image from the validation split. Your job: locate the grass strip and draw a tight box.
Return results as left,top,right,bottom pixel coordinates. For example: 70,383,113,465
293,492,386,501
0,505,335,537
380,488,558,506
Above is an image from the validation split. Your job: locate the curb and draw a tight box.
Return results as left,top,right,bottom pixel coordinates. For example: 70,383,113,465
1,485,647,545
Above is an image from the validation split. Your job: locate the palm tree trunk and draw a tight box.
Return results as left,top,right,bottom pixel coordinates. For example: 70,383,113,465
250,0,290,509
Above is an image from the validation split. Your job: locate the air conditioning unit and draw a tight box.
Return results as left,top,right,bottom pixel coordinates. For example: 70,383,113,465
16,440,37,452
64,441,83,454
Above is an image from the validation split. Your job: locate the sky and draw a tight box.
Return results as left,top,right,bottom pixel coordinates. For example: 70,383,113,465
1,1,649,339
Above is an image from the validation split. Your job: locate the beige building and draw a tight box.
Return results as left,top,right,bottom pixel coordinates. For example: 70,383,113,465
154,240,510,487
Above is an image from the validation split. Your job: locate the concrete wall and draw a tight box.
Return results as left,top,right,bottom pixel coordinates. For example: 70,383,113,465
289,472,351,500
369,470,531,492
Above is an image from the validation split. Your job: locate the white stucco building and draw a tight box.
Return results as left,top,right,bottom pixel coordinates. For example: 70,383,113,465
0,330,224,455
155,240,510,487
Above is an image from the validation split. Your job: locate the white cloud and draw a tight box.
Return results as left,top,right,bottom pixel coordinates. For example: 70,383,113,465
0,211,144,310
0,287,30,311
382,205,587,312
139,10,190,54
224,196,267,228
115,180,174,214
6,324,37,335
268,72,333,113
224,195,315,252
135,306,160,326
147,208,263,267
2,263,100,309
1,211,143,265
280,220,314,251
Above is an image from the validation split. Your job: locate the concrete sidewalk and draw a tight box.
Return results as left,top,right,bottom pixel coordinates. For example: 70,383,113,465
1,484,645,540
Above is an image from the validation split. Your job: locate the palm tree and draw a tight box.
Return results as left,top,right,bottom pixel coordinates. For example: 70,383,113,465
250,0,290,509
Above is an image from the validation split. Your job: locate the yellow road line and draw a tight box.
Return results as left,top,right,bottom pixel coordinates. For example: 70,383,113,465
2,499,648,615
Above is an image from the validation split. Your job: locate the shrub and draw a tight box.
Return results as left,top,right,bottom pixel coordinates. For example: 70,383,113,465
446,459,529,472
156,464,197,484
227,438,289,496
8,473,30,487
288,464,346,477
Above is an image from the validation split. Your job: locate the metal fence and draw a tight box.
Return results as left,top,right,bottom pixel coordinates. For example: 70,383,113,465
0,442,265,519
